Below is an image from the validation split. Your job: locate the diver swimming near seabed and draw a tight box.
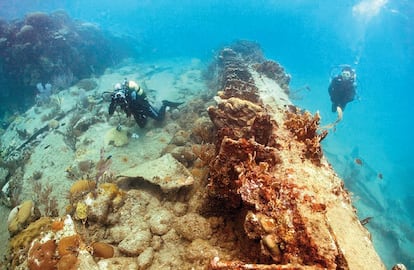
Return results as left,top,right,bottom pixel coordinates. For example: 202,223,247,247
107,78,183,128
328,65,357,112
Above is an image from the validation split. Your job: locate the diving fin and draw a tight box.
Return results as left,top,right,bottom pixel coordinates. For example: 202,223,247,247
162,100,184,108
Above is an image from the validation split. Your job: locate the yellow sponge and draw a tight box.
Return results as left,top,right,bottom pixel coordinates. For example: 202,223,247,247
8,200,35,235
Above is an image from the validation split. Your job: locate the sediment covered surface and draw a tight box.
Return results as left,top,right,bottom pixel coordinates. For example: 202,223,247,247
1,41,385,270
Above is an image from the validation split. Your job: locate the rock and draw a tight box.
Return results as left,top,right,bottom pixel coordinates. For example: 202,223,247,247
109,226,129,244
170,130,190,146
173,213,212,241
77,250,99,270
169,145,197,166
171,202,188,217
137,247,154,269
118,229,152,256
117,153,194,192
77,183,125,224
151,236,163,251
97,257,139,270
185,239,217,262
148,209,173,235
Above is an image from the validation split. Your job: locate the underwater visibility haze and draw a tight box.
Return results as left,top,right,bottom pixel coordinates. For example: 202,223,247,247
0,0,413,269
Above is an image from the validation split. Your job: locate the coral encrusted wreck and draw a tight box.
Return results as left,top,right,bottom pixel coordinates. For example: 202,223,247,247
206,41,385,269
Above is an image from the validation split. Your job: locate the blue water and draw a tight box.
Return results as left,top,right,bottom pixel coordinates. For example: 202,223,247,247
1,0,413,268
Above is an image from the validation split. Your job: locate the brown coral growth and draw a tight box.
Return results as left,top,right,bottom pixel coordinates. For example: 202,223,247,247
27,240,59,270
208,137,281,208
253,60,291,92
284,111,328,165
192,143,216,167
216,47,260,103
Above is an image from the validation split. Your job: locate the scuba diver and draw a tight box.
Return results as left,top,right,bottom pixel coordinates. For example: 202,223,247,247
108,79,183,128
328,65,357,112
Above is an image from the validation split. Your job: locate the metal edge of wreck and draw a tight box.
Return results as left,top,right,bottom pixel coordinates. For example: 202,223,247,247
206,41,386,270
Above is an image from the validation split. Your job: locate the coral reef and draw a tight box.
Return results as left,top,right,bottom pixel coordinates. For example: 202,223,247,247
0,11,137,118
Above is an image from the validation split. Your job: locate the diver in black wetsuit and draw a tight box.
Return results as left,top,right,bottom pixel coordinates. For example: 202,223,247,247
108,79,183,128
328,66,357,112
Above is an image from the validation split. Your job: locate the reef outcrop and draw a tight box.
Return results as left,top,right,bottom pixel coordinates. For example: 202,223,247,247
0,11,136,118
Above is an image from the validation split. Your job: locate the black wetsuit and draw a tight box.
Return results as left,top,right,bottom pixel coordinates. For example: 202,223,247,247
328,75,356,112
109,84,181,128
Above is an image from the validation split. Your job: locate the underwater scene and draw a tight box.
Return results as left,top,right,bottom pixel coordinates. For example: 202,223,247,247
0,0,412,269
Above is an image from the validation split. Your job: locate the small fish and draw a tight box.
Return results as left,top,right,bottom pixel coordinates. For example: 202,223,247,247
106,155,112,160
378,173,383,180
44,145,50,149
360,216,373,225
355,158,363,165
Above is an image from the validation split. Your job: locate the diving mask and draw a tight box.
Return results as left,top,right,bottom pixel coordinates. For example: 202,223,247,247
341,70,352,80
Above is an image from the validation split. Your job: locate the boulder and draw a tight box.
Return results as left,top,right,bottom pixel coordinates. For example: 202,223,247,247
117,154,194,192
